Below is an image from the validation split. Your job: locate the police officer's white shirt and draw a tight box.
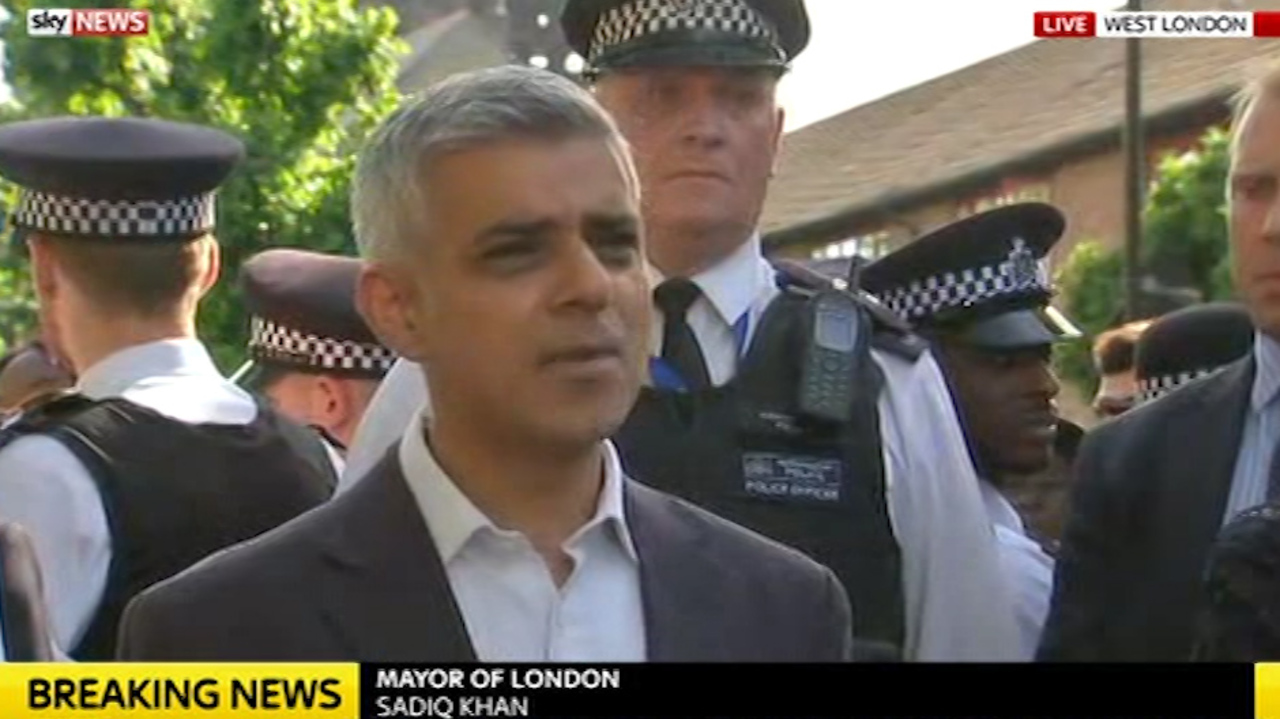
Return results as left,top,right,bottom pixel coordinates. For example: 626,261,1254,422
0,338,258,655
343,234,1023,661
979,480,1053,661
321,436,345,477
399,412,646,662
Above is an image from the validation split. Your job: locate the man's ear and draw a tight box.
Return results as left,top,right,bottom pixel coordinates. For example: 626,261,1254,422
312,375,350,428
356,263,429,362
195,236,221,297
26,236,59,303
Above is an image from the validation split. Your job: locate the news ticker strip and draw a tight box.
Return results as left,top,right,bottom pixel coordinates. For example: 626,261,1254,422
0,662,1266,718
1036,10,1280,38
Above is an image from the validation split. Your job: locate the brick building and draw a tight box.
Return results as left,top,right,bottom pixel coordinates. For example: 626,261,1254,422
761,0,1280,276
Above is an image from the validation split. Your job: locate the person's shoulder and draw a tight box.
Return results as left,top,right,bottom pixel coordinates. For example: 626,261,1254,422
122,375,258,425
629,481,837,589
0,393,103,478
130,492,343,611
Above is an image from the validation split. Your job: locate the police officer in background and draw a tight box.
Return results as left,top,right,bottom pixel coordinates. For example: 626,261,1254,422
345,0,1021,660
860,203,1082,660
0,116,333,660
238,248,398,478
1131,302,1255,406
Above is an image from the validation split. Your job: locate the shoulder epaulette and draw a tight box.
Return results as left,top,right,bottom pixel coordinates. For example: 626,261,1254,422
773,259,926,362
0,391,99,443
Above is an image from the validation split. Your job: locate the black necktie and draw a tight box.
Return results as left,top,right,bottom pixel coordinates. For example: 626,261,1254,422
653,278,711,391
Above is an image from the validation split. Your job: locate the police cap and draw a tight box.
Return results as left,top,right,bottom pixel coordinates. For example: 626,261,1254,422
1135,301,1254,403
860,203,1081,349
239,249,395,380
561,0,810,76
0,116,244,242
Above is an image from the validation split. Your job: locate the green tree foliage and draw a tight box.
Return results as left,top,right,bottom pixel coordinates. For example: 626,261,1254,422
1054,124,1235,395
1054,240,1124,398
1142,126,1234,302
0,0,406,367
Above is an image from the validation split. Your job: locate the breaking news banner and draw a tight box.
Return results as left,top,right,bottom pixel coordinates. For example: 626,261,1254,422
26,7,149,37
1035,9,1280,38
0,662,1264,718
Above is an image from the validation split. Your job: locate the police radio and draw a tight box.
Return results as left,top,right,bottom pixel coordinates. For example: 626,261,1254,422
798,287,867,424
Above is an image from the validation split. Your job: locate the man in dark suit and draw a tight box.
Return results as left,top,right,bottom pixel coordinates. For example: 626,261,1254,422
117,65,853,663
1038,300,1258,660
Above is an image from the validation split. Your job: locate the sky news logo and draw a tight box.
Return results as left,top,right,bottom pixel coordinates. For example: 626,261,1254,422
27,8,150,37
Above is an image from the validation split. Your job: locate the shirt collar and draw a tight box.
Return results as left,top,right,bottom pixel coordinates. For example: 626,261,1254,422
652,233,771,327
76,338,222,400
397,412,638,564
1253,331,1280,412
979,479,1027,535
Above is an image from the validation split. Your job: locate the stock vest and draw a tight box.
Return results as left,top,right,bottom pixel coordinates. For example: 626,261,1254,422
614,276,923,650
0,393,334,660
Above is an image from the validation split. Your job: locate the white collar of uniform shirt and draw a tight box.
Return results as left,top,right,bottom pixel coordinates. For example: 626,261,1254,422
646,232,772,342
75,338,223,400
397,411,639,564
978,479,1029,536
1252,331,1280,413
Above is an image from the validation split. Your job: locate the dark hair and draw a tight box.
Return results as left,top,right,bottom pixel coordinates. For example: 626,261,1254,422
41,234,208,317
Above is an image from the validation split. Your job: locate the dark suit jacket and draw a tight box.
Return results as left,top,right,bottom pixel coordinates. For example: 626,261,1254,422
1037,358,1253,662
116,448,855,662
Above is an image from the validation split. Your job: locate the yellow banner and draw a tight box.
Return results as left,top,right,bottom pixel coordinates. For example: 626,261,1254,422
0,663,359,719
1260,664,1280,719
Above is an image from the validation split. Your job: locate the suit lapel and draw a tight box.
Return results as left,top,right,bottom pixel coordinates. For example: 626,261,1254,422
1170,357,1254,568
626,482,728,661
317,449,477,662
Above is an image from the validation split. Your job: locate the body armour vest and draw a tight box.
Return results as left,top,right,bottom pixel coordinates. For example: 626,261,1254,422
0,394,334,660
615,284,913,649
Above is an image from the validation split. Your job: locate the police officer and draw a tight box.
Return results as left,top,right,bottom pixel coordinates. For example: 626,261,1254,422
859,203,1082,659
344,0,1022,660
1132,301,1255,405
0,116,333,660
237,248,397,475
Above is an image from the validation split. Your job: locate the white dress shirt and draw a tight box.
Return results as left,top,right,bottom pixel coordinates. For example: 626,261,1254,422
321,437,346,478
399,412,646,662
979,480,1054,661
1226,332,1280,522
344,234,1023,661
0,338,258,654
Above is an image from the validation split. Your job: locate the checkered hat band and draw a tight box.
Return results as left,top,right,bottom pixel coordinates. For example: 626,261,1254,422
1138,369,1214,404
249,317,396,374
877,260,1051,320
14,190,216,238
589,0,779,61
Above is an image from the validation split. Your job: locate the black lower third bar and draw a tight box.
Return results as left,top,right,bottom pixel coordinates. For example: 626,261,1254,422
359,663,1254,718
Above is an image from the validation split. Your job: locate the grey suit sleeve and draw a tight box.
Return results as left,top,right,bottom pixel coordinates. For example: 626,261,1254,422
1036,430,1119,661
116,589,178,661
817,568,855,662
